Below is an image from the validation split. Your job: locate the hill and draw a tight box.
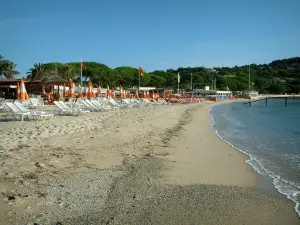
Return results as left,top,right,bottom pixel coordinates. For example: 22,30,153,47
4,55,300,94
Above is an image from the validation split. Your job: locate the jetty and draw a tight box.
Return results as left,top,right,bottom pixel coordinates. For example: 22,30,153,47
244,94,300,106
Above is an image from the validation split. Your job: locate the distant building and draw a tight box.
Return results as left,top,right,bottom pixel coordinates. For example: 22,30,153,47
0,78,21,98
242,91,259,99
216,91,232,98
138,87,156,90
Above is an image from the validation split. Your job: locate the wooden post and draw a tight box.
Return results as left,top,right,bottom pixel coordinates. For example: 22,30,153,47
266,98,268,107
285,97,287,106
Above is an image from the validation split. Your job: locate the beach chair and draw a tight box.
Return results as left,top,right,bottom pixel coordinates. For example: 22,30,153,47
95,98,118,110
95,97,104,105
4,102,31,121
129,98,141,107
76,99,99,112
85,99,105,111
120,99,133,108
66,98,78,108
142,99,155,106
157,99,167,105
85,99,106,111
27,98,44,108
54,101,84,116
108,98,126,108
0,98,6,111
59,101,89,115
13,102,54,120
133,99,147,107
90,99,111,111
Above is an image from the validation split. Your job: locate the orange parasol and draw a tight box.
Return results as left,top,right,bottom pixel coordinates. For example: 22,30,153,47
68,79,73,98
19,78,30,101
16,82,20,99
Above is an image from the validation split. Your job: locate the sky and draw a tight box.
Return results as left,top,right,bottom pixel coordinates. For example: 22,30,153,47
1,0,300,77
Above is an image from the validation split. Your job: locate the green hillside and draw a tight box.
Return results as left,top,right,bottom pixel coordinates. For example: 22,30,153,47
2,55,300,94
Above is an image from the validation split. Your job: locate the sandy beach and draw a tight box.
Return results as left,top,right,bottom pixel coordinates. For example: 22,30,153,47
0,101,299,224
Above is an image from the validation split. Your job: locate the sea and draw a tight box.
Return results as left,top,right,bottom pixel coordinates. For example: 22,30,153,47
209,98,300,217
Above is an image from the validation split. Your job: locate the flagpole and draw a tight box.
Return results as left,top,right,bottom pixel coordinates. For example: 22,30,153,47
139,70,140,90
191,73,193,96
80,59,83,87
178,72,180,94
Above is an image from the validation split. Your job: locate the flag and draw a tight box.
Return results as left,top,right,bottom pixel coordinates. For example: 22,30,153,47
178,72,180,83
139,66,144,77
81,62,86,69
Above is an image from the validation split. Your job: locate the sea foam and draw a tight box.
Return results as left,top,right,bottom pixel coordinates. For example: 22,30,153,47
208,106,300,217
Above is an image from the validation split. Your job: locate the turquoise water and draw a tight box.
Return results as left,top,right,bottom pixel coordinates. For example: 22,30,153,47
209,98,300,217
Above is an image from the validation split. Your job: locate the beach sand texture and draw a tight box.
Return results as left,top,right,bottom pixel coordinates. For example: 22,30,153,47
0,102,298,224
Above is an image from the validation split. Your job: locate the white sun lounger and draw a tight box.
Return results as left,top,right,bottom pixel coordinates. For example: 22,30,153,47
86,99,111,111
54,101,86,116
100,98,119,109
4,102,31,121
121,99,134,108
90,99,112,111
84,99,104,111
13,102,54,120
107,98,127,108
59,101,90,115
76,99,99,112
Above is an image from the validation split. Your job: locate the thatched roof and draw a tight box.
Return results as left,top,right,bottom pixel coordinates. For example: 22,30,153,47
42,75,68,84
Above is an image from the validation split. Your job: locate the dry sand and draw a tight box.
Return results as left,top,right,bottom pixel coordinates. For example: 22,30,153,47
161,102,257,187
0,101,298,225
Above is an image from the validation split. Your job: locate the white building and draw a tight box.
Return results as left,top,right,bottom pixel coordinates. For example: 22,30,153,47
216,91,233,98
138,87,156,90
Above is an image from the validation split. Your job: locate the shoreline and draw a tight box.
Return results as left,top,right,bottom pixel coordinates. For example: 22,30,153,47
208,101,281,196
0,102,299,224
161,101,258,188
210,101,300,213
212,101,300,219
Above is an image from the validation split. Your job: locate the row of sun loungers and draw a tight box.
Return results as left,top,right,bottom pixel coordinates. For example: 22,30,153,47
0,97,199,122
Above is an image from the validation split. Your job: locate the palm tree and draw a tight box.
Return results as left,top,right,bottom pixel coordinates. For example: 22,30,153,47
0,55,19,78
27,63,77,81
26,63,48,81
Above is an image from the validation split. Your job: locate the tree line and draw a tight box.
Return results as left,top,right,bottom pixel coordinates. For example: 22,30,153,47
1,55,300,94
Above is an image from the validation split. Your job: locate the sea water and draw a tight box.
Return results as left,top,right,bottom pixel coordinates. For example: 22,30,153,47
209,98,300,217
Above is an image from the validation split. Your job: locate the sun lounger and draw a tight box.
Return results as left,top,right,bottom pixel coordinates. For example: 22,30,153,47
76,99,99,112
87,99,112,111
108,98,127,108
66,98,78,108
13,102,54,120
132,99,147,107
93,99,118,110
59,101,90,115
29,98,45,108
97,98,119,110
4,102,31,121
54,101,87,116
85,99,105,111
141,99,155,106
90,99,109,111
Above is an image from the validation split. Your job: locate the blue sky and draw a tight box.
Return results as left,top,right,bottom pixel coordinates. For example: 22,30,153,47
1,0,300,77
